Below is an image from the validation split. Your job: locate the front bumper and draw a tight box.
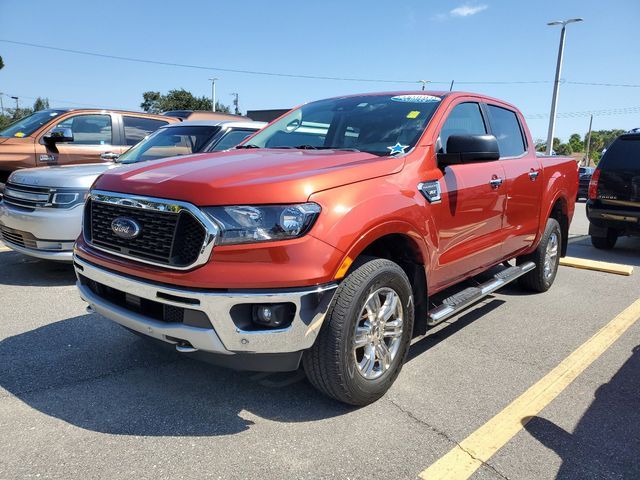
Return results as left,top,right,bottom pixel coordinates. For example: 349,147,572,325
74,255,338,365
0,201,81,261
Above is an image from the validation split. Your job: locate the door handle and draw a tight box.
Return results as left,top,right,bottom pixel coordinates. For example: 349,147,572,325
100,152,120,160
489,176,504,189
528,169,540,181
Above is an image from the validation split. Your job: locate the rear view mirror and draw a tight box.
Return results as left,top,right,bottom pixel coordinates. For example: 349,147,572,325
43,127,74,144
438,134,500,167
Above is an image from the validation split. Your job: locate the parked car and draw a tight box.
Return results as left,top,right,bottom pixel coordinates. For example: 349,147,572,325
0,120,264,261
577,166,595,200
74,91,577,405
587,132,640,249
0,109,183,185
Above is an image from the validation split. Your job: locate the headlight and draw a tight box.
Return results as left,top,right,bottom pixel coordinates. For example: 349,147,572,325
203,203,321,245
51,189,88,208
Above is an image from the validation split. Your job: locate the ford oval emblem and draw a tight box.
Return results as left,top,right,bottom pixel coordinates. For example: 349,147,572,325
111,217,142,240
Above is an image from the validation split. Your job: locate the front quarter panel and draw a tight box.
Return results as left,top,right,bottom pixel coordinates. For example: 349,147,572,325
308,172,430,278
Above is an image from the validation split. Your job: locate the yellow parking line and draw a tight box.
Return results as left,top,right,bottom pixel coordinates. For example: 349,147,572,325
560,257,633,276
418,297,640,480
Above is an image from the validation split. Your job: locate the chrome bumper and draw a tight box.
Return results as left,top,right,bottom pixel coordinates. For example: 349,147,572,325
73,255,338,355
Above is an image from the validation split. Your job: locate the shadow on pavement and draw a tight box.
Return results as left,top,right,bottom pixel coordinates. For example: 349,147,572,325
0,250,76,287
567,236,640,268
0,314,353,436
524,345,640,478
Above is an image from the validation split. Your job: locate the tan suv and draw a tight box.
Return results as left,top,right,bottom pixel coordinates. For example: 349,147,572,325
0,109,180,183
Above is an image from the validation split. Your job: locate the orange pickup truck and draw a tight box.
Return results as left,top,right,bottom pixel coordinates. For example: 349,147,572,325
74,91,578,405
0,109,179,183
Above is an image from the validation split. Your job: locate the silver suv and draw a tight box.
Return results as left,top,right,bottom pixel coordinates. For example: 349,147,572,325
0,120,264,261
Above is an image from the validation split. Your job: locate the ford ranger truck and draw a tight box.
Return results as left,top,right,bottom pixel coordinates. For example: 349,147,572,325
73,92,578,405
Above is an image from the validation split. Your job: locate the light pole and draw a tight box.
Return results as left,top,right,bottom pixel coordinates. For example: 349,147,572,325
545,17,583,156
418,80,430,91
230,93,239,115
209,78,218,112
10,95,18,111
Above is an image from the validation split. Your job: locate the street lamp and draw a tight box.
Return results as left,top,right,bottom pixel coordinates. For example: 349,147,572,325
545,17,583,156
418,80,430,91
208,78,218,112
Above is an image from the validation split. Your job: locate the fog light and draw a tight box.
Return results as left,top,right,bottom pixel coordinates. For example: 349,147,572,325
252,303,295,328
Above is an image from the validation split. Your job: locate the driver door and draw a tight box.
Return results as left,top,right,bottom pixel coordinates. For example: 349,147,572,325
35,113,124,166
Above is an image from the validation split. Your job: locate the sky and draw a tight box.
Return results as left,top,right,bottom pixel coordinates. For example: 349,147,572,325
0,0,638,142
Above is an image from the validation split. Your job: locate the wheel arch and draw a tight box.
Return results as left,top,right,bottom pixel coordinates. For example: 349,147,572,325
335,223,430,337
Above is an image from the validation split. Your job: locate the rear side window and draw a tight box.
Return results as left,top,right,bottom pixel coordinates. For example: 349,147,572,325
123,116,169,145
211,129,257,151
486,105,526,157
599,136,640,170
440,102,487,153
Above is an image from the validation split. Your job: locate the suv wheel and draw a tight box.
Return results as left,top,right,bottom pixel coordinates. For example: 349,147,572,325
591,230,618,250
303,258,414,406
518,218,562,293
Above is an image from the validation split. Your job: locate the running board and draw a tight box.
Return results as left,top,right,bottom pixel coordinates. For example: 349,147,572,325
427,261,536,326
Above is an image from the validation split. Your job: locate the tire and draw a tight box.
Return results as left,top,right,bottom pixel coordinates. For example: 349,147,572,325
591,231,617,250
517,218,562,293
303,258,414,406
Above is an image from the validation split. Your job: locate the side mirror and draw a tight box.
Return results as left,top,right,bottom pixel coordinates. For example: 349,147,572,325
438,134,500,167
43,127,74,144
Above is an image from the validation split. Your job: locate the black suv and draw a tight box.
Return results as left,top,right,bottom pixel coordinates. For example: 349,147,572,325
587,133,640,249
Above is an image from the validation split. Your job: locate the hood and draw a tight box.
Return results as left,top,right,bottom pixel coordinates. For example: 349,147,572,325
0,136,33,145
93,149,405,204
9,163,116,189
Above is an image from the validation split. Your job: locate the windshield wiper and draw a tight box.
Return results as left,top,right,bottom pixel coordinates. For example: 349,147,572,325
272,145,361,152
236,144,261,149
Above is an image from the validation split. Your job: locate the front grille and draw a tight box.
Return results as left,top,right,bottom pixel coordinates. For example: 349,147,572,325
3,182,52,210
0,225,38,249
78,274,211,328
85,198,207,267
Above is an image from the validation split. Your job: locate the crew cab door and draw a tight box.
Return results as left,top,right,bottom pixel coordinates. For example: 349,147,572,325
484,103,542,257
35,113,124,166
429,101,507,290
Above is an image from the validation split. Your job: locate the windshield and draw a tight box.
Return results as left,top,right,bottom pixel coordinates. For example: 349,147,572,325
244,94,442,156
0,109,68,138
117,125,221,164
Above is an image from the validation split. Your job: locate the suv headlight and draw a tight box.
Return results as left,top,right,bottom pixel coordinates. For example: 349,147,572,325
202,203,321,245
50,189,88,208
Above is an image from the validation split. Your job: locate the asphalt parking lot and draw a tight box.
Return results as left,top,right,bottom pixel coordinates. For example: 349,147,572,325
1,202,639,480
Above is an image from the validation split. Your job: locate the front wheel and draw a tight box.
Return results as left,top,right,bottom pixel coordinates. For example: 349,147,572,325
518,218,562,293
303,258,414,405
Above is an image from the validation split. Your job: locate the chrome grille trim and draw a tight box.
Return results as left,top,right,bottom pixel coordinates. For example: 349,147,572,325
85,190,219,270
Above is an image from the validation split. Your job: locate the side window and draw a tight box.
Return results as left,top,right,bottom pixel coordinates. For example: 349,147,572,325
486,105,526,157
210,129,257,151
123,116,169,146
52,114,112,145
440,102,486,152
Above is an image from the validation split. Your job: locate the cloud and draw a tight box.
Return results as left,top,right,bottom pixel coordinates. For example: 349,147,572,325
450,4,488,17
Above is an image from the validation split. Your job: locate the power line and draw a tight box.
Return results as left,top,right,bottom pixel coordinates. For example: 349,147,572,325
525,106,640,119
0,39,557,86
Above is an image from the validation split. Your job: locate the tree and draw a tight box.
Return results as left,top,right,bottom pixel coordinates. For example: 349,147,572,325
0,56,4,71
141,91,162,114
568,133,583,152
33,97,49,111
556,143,573,156
140,89,231,114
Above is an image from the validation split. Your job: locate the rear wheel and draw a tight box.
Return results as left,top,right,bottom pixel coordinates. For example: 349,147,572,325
591,230,618,250
518,218,561,293
303,258,414,405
